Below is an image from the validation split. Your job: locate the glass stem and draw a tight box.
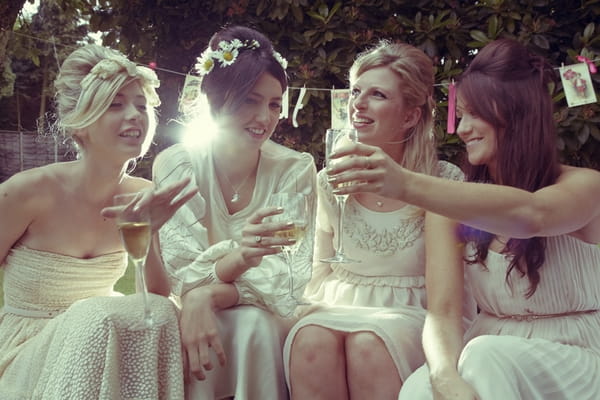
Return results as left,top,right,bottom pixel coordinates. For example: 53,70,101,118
336,196,347,256
133,258,153,326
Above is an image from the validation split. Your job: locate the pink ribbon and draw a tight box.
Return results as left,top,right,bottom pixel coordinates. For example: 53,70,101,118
447,81,456,134
576,55,597,74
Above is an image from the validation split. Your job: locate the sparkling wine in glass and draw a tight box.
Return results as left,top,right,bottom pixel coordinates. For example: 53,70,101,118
321,128,360,264
268,192,309,305
114,193,162,330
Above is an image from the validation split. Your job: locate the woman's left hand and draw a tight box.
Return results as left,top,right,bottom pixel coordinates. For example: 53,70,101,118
326,141,407,200
101,177,198,233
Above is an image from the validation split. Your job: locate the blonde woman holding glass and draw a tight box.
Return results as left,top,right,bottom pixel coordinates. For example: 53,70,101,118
0,44,194,399
285,41,475,399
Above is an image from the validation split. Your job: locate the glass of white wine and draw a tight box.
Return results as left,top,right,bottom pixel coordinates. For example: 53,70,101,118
114,193,161,330
268,192,309,305
321,127,360,264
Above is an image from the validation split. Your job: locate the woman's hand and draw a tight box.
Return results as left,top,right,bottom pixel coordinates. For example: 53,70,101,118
180,286,227,381
237,205,297,269
326,141,408,200
101,177,198,233
431,371,480,400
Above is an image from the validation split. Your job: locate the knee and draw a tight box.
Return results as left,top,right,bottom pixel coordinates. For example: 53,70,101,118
346,331,387,367
459,335,513,378
291,325,342,368
399,365,433,400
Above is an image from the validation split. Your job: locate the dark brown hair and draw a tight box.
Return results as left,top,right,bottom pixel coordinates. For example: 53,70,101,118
457,38,561,297
200,25,288,117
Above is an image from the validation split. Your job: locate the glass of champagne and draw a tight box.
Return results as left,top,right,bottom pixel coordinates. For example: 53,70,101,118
268,192,309,305
321,127,360,264
114,193,161,330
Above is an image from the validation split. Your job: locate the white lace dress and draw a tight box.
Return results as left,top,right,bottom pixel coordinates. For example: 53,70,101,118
399,235,600,400
283,161,476,384
0,245,184,400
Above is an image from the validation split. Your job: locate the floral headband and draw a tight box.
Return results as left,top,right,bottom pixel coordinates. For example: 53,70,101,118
195,38,288,77
80,55,160,92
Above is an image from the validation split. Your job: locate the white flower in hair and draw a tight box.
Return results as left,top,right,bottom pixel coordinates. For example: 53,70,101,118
215,43,240,67
196,51,215,76
194,37,288,77
272,50,288,70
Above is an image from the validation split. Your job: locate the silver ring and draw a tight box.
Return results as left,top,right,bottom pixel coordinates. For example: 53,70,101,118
255,235,262,244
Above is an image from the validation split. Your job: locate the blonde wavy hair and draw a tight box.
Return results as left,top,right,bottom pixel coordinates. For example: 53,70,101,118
349,40,438,177
54,44,160,157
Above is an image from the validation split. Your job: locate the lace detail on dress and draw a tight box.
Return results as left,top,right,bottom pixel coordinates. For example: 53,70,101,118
344,203,424,256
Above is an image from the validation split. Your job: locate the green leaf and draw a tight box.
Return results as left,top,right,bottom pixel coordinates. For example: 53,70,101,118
318,4,329,18
578,124,590,144
532,34,550,49
583,22,595,40
488,15,498,37
470,30,488,43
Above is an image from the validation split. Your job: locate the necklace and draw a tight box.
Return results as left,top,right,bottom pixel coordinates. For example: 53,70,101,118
376,200,384,207
214,156,255,203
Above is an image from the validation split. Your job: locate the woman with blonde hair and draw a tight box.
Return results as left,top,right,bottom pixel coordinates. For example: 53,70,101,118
0,44,193,399
285,40,475,399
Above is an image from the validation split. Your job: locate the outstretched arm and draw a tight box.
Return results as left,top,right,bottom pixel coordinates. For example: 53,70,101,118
327,143,600,241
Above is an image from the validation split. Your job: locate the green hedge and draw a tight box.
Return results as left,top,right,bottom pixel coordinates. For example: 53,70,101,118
3,0,599,176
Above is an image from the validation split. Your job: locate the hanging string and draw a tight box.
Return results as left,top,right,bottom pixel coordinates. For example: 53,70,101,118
10,30,599,92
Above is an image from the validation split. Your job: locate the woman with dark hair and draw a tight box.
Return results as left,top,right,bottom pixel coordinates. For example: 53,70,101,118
153,25,317,399
327,38,600,399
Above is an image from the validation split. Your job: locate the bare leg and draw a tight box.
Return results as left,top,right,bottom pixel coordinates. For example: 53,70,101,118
288,325,349,400
346,331,401,399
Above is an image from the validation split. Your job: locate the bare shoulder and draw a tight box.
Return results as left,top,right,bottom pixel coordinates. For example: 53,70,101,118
1,163,69,206
558,164,600,182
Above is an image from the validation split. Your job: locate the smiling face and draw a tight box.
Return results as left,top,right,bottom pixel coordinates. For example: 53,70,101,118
77,80,150,162
216,72,283,148
349,66,419,146
456,94,498,173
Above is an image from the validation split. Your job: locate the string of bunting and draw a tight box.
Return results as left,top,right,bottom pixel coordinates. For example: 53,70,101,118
9,30,600,132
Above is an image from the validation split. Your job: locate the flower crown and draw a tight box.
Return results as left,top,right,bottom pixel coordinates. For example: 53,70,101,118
195,38,288,77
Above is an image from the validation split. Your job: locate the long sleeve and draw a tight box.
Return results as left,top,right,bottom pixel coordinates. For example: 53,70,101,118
153,142,317,317
152,145,233,296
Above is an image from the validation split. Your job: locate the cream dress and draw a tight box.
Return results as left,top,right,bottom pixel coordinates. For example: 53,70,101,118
399,235,600,399
0,245,184,400
153,141,317,400
283,161,476,385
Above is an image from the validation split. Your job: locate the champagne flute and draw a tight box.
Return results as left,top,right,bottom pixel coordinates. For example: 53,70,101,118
321,128,360,264
114,193,162,330
268,192,309,305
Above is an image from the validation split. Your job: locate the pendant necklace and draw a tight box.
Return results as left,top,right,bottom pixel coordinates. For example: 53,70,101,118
214,156,254,203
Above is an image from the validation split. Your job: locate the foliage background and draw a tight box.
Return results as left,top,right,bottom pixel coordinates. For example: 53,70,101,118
1,0,599,179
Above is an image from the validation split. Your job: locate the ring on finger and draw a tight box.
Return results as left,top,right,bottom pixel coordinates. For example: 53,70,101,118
365,158,372,169
255,235,262,244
